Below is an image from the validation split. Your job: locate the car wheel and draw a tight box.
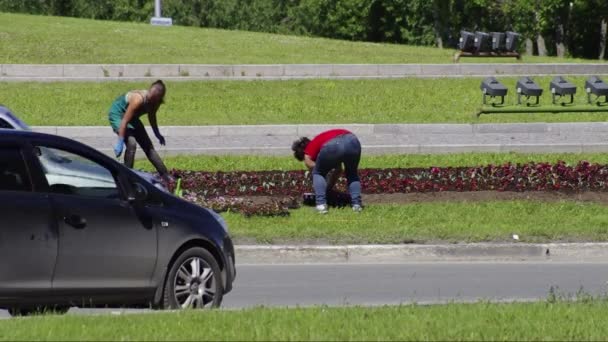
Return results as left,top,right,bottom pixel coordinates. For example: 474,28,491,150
163,247,223,310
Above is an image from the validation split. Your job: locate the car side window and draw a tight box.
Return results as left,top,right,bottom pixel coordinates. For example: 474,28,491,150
0,119,13,129
34,146,120,199
0,147,32,192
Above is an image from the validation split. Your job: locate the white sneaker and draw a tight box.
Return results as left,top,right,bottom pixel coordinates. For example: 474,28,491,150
316,204,328,214
352,204,363,213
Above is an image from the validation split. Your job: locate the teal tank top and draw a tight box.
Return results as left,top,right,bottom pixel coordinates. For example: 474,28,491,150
108,90,149,131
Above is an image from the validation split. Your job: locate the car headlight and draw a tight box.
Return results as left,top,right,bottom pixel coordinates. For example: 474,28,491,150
206,208,229,233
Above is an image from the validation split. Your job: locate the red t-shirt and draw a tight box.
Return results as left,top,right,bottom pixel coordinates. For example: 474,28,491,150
304,129,351,161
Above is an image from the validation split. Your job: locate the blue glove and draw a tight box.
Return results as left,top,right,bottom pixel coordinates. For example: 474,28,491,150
114,137,125,157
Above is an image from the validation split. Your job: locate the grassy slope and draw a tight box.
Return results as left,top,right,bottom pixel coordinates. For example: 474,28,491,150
2,302,608,341
4,77,608,126
135,152,608,172
0,12,601,64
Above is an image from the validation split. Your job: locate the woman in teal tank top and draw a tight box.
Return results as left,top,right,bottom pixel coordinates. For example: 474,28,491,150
108,80,170,180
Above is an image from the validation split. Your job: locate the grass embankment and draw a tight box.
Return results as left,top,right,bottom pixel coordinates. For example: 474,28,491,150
0,12,600,64
3,77,608,126
2,301,608,341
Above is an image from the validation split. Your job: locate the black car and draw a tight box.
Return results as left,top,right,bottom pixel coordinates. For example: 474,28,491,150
0,129,235,314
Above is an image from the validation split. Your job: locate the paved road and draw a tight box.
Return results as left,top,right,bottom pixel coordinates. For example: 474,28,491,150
223,262,608,308
1,262,605,318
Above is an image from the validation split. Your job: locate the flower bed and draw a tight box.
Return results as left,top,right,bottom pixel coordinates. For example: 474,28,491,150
167,161,608,216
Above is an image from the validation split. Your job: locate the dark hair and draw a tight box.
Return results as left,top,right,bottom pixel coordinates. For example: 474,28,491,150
151,80,166,103
151,80,166,91
291,137,310,161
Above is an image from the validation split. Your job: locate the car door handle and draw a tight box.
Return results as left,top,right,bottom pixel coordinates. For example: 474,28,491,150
64,215,87,229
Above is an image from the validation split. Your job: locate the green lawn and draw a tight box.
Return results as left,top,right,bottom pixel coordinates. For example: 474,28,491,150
2,301,608,341
3,77,608,126
226,201,608,244
0,12,601,64
136,152,608,172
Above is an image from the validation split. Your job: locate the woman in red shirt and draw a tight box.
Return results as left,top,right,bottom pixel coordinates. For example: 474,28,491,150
291,129,362,214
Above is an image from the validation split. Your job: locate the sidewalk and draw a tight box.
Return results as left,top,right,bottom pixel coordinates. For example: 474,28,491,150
2,63,608,81
234,243,608,264
33,122,608,156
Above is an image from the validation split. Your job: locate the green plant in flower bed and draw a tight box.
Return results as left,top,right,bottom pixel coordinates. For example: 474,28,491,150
167,160,608,217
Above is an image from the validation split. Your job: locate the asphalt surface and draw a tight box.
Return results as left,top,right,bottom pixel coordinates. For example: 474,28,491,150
1,261,605,318
222,262,608,308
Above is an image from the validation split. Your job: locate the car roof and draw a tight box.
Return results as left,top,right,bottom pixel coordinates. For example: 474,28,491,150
0,105,30,129
0,129,118,166
0,128,58,141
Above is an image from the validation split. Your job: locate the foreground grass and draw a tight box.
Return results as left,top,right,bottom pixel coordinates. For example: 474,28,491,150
4,77,608,126
2,301,608,341
0,12,599,64
226,201,608,244
136,152,608,172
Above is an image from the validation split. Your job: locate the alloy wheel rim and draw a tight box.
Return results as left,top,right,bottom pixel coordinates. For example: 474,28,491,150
173,257,216,309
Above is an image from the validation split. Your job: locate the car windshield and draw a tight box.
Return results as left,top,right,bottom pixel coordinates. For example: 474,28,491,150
40,147,72,164
35,147,116,190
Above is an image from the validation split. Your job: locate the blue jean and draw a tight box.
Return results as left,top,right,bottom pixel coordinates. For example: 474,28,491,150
313,133,362,206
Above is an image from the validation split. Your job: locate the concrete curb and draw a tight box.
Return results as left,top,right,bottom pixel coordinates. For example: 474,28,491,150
235,243,608,264
2,63,608,81
33,122,608,138
32,123,608,156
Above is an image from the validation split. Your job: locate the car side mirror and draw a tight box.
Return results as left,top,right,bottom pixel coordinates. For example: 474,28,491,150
128,182,149,203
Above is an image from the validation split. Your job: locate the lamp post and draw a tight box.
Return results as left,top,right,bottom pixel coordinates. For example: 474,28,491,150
151,0,172,26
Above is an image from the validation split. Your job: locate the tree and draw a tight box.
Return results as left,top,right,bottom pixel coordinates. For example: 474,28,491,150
431,0,451,48
504,0,536,54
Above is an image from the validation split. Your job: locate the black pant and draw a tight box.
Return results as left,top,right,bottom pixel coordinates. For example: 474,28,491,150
119,120,169,178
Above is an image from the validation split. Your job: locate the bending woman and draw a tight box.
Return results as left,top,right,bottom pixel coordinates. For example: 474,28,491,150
291,129,362,214
108,80,170,181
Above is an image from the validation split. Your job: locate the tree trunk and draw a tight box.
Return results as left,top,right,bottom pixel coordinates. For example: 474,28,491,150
435,36,444,49
525,38,534,56
600,18,607,60
534,8,546,56
537,34,547,56
556,23,567,58
432,0,444,49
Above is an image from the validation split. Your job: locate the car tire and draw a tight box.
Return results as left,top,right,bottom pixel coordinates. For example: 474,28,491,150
162,247,223,310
